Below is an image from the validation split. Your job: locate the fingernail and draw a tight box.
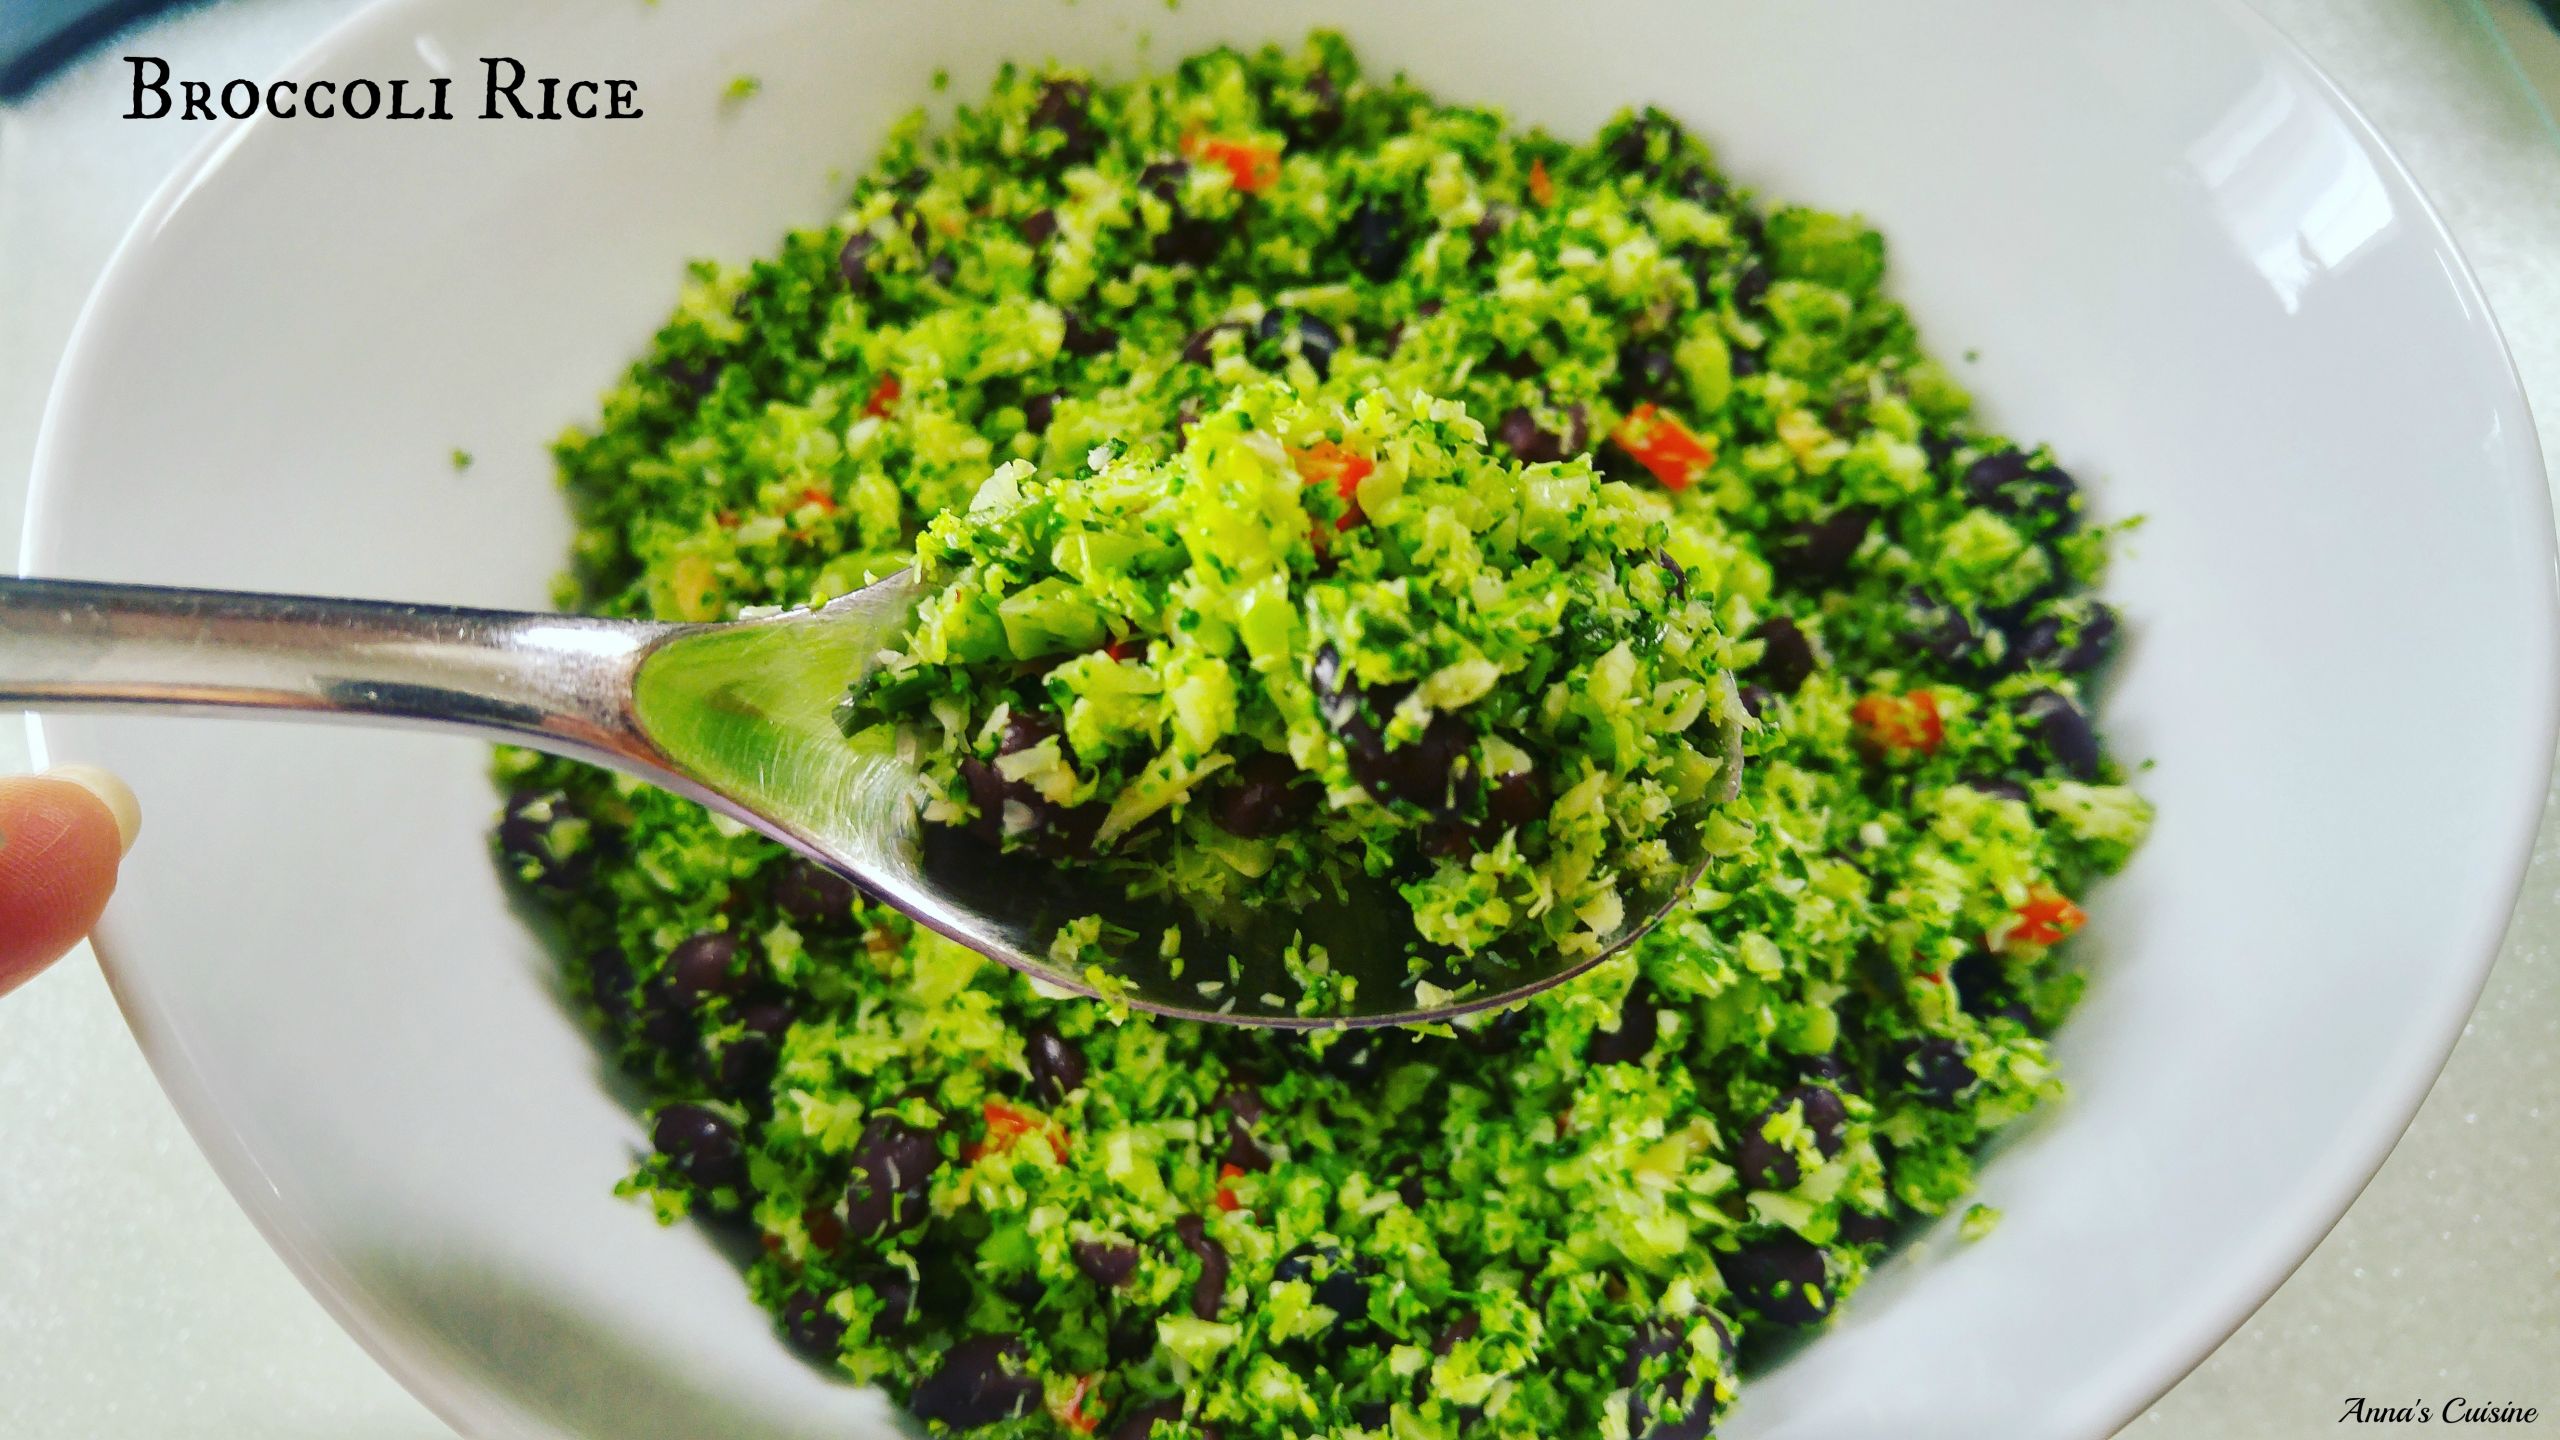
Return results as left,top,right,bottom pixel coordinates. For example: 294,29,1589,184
44,764,141,856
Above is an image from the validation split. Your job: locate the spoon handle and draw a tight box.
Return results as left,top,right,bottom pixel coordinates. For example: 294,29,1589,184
0,577,678,767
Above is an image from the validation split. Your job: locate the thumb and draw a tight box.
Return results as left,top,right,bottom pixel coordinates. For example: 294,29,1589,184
0,766,141,994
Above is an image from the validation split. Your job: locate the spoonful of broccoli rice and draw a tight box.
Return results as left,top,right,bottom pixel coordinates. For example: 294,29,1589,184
835,380,1745,1022
0,383,1738,1026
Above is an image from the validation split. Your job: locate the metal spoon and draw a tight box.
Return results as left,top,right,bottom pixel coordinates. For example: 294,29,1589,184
0,573,1735,1028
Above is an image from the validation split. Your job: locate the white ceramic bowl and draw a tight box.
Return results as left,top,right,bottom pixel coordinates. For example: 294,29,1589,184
23,1,2556,1436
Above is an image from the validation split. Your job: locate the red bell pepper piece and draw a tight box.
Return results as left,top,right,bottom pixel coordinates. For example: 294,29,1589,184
1852,690,1945,757
1181,132,1282,193
1610,403,1716,490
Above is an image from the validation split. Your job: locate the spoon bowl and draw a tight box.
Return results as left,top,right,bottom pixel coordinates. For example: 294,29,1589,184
1,571,1728,1025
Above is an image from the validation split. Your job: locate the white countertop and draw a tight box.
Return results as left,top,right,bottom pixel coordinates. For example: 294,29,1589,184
3,2,2555,1434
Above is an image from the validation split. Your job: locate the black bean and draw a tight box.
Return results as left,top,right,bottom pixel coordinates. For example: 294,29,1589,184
1274,1243,1376,1337
1729,345,1762,378
1316,650,1472,814
1496,406,1564,464
1273,67,1343,146
1959,774,2031,803
1560,402,1590,455
852,1264,920,1335
1653,550,1689,602
1358,712,1475,812
1836,1208,1896,1247
1073,1237,1141,1288
585,948,636,1024
1731,261,1771,312
1963,449,2080,530
1796,1052,1852,1085
653,1103,747,1195
1618,342,1682,403
1020,392,1061,438
908,1334,1040,1430
1116,1393,1203,1434
1674,167,1727,208
1154,212,1229,266
1180,320,1248,365
780,1290,846,1362
1737,683,1774,720
1173,1214,1230,1320
1951,950,2012,1021
1750,617,1818,694
890,200,929,249
1062,310,1118,358
958,712,1102,855
1769,507,1872,585
844,1115,941,1240
1106,1321,1157,1367
1469,204,1514,249
1621,1318,1720,1440
912,1249,975,1325
666,931,740,1005
1024,1021,1088,1104
2060,602,2121,673
1587,987,1660,1065
1419,818,1479,860
636,981,697,1055
661,357,718,400
1314,1028,1422,1087
924,252,957,288
1347,200,1409,282
1222,1113,1274,1173
704,1031,778,1099
1211,752,1318,838
1485,767,1547,832
1454,999,1525,1055
2013,602,2119,675
1607,108,1687,177
1132,160,1186,206
1252,309,1341,380
2016,689,2101,778
1895,1036,1974,1105
1735,1085,1848,1192
1313,645,1381,741
1792,1085,1850,1148
1110,1398,1188,1440
1020,208,1058,246
1218,1081,1269,1127
1426,1313,1482,1358
732,991,793,1040
837,232,878,293
1030,79,1098,165
1720,1234,1831,1326
1897,588,1975,671
496,788,594,891
772,858,858,929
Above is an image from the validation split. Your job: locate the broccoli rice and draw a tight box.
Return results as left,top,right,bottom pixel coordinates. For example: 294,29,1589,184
495,32,2147,1439
845,376,1744,1002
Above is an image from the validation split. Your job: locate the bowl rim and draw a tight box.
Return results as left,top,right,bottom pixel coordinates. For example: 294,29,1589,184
20,0,2559,1435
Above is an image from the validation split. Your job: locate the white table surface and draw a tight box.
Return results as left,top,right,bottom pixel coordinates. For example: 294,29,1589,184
3,2,2555,1435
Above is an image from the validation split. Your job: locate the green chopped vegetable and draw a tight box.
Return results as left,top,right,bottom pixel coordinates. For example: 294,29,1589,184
498,33,2142,1438
846,380,1740,982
